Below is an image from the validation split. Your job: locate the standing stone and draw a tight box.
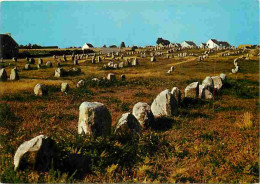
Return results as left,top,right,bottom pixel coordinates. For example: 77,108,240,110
29,58,35,64
202,76,214,92
46,61,52,67
76,80,85,88
74,59,78,65
114,112,141,136
10,67,19,81
171,87,181,105
184,82,199,98
38,58,43,65
34,83,47,96
12,57,17,62
211,76,223,90
107,73,116,81
121,74,126,81
203,89,213,100
119,62,124,68
151,56,156,62
97,56,101,63
54,68,64,78
13,135,56,171
132,58,139,66
151,89,178,117
170,66,175,72
61,83,69,93
78,102,111,137
132,102,154,128
24,64,31,70
0,68,8,81
198,85,206,99
91,56,95,64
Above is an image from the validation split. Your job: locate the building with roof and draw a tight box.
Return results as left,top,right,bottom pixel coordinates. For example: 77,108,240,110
0,33,19,59
82,43,94,50
206,39,232,49
181,41,197,48
199,43,207,49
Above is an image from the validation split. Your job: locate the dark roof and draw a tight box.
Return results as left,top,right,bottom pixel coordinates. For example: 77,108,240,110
84,43,94,47
218,41,231,47
0,34,18,47
210,39,219,44
200,43,206,46
184,41,197,46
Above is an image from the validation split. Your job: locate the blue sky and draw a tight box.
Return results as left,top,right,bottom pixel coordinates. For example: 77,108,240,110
1,0,259,48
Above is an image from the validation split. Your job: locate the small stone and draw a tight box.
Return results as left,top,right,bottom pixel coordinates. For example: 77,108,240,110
76,80,85,88
10,67,19,81
24,64,31,70
34,83,47,96
107,73,116,81
0,68,8,81
46,61,52,67
61,83,69,93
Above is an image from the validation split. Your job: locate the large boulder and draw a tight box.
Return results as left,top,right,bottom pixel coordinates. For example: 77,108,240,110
13,135,56,171
10,67,19,81
211,76,223,90
61,83,69,93
114,112,141,136
151,89,177,117
54,68,64,78
34,83,47,96
184,82,199,98
202,76,214,92
0,68,8,81
132,102,154,128
78,102,111,137
171,87,181,105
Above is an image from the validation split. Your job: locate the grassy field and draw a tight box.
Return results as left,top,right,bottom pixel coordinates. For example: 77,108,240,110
0,47,259,183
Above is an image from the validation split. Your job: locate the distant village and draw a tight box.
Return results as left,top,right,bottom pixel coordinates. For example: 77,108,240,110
0,33,258,59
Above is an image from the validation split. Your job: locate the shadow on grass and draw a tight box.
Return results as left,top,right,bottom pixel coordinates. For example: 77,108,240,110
150,116,177,131
180,97,209,109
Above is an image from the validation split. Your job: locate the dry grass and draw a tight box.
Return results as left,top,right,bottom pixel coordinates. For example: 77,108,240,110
0,48,259,183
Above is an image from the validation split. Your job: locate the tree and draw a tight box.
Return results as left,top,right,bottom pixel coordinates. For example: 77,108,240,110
156,38,170,46
120,42,125,48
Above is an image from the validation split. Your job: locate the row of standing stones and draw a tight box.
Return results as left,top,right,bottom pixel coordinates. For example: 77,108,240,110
14,72,226,171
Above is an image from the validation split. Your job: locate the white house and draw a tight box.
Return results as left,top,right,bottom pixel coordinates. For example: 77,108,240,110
206,39,231,49
181,41,197,48
199,43,207,49
82,43,94,50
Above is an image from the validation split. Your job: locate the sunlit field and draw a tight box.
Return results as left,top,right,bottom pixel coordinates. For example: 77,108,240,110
0,47,259,183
